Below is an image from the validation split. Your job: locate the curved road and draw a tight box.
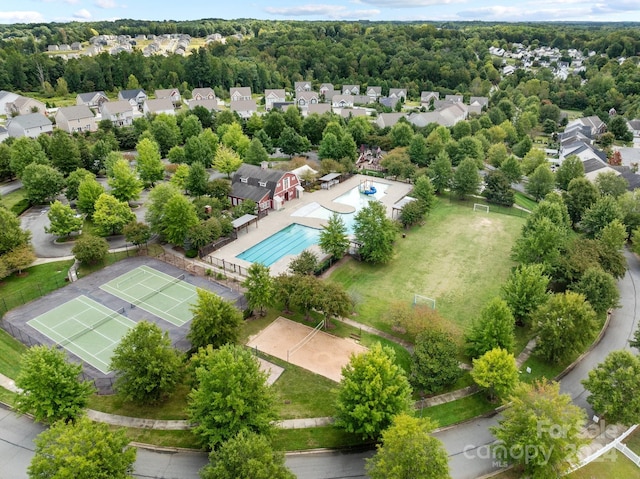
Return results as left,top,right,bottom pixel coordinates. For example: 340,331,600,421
2,251,639,478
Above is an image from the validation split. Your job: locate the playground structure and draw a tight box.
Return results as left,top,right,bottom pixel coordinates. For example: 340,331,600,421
359,179,377,195
356,145,384,171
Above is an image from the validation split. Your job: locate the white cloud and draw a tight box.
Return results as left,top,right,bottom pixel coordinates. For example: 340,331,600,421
355,0,462,6
264,4,379,18
73,8,92,19
95,0,117,8
0,11,46,23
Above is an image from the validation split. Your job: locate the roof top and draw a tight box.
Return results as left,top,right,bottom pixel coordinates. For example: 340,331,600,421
7,112,52,129
230,183,271,203
101,100,134,114
231,214,258,229
77,91,107,102
57,105,94,121
119,89,146,99
319,173,341,182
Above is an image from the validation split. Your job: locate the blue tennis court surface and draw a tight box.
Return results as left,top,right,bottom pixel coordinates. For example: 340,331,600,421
27,295,135,373
236,223,320,266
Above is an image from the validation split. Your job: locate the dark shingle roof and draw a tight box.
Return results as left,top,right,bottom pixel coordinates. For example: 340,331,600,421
582,158,608,174
230,182,271,202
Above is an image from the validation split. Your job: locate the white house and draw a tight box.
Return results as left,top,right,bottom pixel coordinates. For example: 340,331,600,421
143,98,175,116
100,100,135,127
6,113,53,138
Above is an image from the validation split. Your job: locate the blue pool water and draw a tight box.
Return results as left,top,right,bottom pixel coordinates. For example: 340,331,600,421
237,223,321,266
237,181,389,266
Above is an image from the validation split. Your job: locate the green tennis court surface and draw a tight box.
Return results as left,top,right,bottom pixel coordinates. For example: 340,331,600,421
100,265,198,326
27,295,135,374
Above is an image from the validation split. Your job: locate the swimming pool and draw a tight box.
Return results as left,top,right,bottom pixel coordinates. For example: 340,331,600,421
237,181,388,266
294,181,388,231
236,223,320,266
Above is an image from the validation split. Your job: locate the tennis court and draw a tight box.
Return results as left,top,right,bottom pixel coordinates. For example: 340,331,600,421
100,265,198,326
27,295,135,374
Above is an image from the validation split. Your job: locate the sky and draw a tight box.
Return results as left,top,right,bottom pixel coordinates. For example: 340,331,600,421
2,0,640,25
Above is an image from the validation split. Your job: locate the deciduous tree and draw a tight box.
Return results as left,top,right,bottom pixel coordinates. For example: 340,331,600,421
288,249,319,276
555,155,584,191
92,193,135,236
571,267,620,315
451,157,481,199
15,345,94,424
162,193,199,245
533,291,598,364
108,158,143,203
188,288,242,352
213,145,242,178
491,380,586,478
136,137,165,186
501,263,550,326
583,350,640,426
525,164,555,200
244,262,274,316
336,343,413,440
201,431,294,479
110,321,182,404
28,417,136,479
45,200,83,238
188,344,277,449
471,347,519,401
465,297,516,359
76,176,105,218
0,207,31,255
353,200,398,264
411,329,462,394
123,220,151,248
366,414,451,479
319,212,349,262
71,233,109,265
21,163,65,204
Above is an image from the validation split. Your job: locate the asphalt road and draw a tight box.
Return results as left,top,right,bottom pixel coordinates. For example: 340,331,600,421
1,251,639,478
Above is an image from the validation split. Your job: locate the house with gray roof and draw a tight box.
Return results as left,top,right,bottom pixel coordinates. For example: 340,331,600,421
0,91,20,116
54,105,97,133
187,98,221,112
389,88,407,100
100,100,135,127
230,163,302,212
566,116,606,138
365,86,382,100
264,89,286,111
191,87,216,101
6,113,53,138
420,91,439,107
7,96,46,116
230,87,252,103
143,98,175,116
76,91,109,109
118,89,147,109
294,81,313,93
342,85,360,95
229,99,258,119
155,88,182,107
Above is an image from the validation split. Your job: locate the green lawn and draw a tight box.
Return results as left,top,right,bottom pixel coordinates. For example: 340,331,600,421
0,329,26,379
514,192,538,211
272,426,368,451
0,188,29,214
490,450,640,479
329,200,526,339
0,260,74,317
623,427,640,456
421,392,495,428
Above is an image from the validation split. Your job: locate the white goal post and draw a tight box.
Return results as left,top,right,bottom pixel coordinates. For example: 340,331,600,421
473,203,490,213
413,294,436,310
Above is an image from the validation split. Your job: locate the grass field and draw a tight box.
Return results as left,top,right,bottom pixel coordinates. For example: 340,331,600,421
514,192,538,211
328,200,526,339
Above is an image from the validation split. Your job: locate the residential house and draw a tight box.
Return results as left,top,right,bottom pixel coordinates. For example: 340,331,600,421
0,126,8,143
307,103,332,116
420,91,439,107
229,99,258,119
55,105,97,133
342,85,360,95
100,100,135,127
503,65,516,76
389,88,407,100
294,81,313,93
230,87,252,102
264,89,286,111
230,163,302,212
7,96,46,116
331,95,355,109
6,113,53,139
407,102,468,128
566,116,607,138
76,91,109,109
379,97,399,110
118,89,147,109
445,94,463,103
365,86,382,101
71,42,82,51
0,91,20,116
155,88,182,107
319,83,335,99
468,96,489,115
191,87,216,101
143,98,175,116
375,113,407,129
295,91,319,108
272,102,296,112
187,98,221,112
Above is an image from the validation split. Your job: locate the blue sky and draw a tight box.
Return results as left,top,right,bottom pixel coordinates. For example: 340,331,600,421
2,0,640,24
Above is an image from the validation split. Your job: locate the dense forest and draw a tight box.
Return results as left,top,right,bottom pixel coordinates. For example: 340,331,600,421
1,20,640,119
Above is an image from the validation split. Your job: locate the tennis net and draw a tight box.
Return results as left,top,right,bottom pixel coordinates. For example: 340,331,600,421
130,274,185,309
59,307,126,347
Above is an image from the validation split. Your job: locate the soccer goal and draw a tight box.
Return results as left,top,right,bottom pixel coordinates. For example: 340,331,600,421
473,203,490,213
413,294,436,310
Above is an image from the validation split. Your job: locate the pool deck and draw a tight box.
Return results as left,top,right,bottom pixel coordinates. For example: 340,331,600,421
206,174,414,276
